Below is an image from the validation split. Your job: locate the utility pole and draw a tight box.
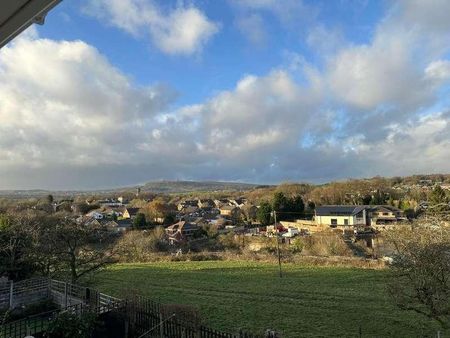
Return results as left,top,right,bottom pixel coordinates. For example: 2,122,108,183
273,211,282,278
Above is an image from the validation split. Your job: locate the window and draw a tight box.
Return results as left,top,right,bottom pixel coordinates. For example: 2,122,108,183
331,219,338,227
383,212,389,216
344,219,349,226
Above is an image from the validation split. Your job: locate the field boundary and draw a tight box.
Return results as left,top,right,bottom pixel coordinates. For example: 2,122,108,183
0,278,272,338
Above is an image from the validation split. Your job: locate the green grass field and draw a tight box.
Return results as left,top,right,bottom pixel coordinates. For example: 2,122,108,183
90,261,445,337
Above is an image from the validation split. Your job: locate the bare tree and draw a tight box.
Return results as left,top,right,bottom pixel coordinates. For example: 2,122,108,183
41,214,117,282
385,223,450,328
0,211,40,279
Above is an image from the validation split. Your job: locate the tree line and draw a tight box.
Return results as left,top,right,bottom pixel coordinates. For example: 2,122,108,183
0,211,115,282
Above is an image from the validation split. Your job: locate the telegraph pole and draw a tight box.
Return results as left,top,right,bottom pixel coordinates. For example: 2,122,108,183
273,211,282,278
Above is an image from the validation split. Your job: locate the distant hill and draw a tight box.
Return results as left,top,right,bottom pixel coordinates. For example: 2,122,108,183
0,181,265,198
1,174,448,199
139,180,264,194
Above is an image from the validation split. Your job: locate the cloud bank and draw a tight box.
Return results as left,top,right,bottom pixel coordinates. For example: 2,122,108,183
0,1,450,189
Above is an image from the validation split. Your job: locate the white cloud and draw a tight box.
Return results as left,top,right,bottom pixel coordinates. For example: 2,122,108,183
0,34,174,172
322,0,450,143
198,70,322,154
230,0,315,25
306,25,346,56
328,40,428,110
349,113,450,177
83,0,219,55
235,14,267,47
425,60,450,82
2,1,450,189
398,0,450,34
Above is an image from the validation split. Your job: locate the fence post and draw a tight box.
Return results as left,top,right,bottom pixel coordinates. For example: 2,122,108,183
9,280,13,309
124,317,129,338
64,282,68,307
26,317,31,336
48,279,52,299
159,311,164,338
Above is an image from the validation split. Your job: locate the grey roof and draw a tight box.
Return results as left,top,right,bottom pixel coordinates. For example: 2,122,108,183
117,219,132,227
315,205,368,216
125,207,139,216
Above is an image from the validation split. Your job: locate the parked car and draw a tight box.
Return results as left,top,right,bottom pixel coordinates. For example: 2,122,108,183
282,227,300,238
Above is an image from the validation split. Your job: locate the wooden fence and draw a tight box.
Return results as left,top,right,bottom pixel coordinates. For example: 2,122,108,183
0,279,271,338
0,278,49,310
126,296,266,338
0,300,124,338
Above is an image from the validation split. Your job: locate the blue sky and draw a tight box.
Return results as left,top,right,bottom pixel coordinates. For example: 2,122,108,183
0,0,450,189
38,0,384,106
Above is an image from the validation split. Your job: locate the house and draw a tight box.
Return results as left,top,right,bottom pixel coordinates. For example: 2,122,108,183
117,219,132,231
103,219,132,232
122,207,139,219
315,205,406,232
117,196,128,204
91,199,122,207
102,207,123,218
76,216,101,227
214,199,230,208
219,205,241,219
177,200,198,211
315,205,369,231
152,216,165,224
165,221,199,245
179,205,199,215
209,216,231,229
86,210,104,220
197,199,214,209
230,198,247,207
368,205,405,226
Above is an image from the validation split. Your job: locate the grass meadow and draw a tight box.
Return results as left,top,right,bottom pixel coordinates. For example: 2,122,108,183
90,261,445,337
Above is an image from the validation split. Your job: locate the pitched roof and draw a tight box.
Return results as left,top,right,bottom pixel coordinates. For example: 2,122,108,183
315,205,368,216
117,219,132,227
103,220,119,228
166,221,198,231
125,207,139,216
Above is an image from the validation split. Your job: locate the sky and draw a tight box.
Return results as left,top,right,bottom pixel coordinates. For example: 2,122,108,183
1,0,450,190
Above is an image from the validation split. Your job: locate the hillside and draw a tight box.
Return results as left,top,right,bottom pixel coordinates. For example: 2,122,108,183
1,173,448,199
0,180,265,198
139,180,263,194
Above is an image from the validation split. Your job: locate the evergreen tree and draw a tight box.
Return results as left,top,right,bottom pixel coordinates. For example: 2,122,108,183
133,213,147,228
257,201,272,226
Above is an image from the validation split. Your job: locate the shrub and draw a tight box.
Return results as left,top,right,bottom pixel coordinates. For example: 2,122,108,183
160,303,202,329
290,238,304,254
115,228,169,262
44,311,99,338
303,232,351,256
217,233,241,250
